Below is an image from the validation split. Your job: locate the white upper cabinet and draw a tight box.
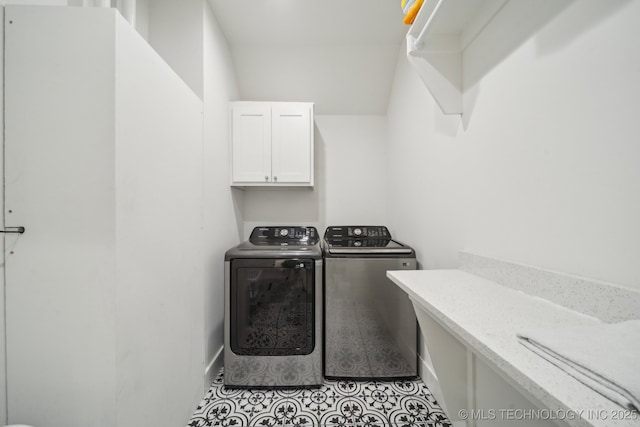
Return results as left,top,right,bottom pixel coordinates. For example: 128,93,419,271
231,101,314,187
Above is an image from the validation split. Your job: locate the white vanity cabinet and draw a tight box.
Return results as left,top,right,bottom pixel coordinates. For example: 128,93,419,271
230,101,314,187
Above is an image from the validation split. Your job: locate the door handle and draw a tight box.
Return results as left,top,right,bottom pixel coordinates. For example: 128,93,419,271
1,226,25,234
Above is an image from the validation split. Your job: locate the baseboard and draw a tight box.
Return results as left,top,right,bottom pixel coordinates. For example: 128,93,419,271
204,345,224,389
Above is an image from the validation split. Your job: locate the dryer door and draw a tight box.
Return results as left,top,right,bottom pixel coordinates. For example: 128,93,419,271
230,258,315,356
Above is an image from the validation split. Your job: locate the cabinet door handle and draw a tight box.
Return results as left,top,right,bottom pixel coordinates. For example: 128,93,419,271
1,226,25,234
274,176,278,182
265,176,269,182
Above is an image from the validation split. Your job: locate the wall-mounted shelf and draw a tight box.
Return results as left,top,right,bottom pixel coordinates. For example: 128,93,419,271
406,0,508,115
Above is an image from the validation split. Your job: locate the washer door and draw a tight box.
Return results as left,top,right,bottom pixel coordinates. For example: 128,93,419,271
230,258,315,356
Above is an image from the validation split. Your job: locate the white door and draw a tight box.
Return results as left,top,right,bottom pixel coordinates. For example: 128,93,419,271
271,103,313,184
231,103,272,183
0,6,7,424
3,7,118,426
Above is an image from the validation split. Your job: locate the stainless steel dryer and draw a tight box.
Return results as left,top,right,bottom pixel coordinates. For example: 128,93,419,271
323,225,417,379
224,226,323,388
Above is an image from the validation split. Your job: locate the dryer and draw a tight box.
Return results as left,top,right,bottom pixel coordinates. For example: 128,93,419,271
224,226,323,387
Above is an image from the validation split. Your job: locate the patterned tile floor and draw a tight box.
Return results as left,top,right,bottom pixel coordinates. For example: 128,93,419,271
188,369,452,427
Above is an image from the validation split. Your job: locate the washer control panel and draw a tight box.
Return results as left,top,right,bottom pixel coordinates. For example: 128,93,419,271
324,226,391,240
250,226,319,245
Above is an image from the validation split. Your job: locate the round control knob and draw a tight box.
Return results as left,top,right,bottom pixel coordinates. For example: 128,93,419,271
353,228,363,236
354,241,362,247
279,229,289,237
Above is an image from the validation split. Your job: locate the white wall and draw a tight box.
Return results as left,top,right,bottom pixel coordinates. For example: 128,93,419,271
202,0,242,384
114,13,204,426
386,1,640,289
242,115,388,238
147,0,243,390
0,0,67,4
315,115,389,227
148,0,203,99
232,45,400,115
133,0,148,40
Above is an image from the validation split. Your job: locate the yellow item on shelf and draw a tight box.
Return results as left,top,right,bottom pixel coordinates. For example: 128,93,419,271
402,0,416,15
403,0,424,25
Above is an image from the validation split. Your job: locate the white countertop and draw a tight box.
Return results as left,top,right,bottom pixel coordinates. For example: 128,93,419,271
387,269,640,427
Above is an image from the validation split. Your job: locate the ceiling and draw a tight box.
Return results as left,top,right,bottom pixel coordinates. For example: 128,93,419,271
207,0,410,115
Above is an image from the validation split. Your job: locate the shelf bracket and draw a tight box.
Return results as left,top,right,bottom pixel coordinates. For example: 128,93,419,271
404,0,509,116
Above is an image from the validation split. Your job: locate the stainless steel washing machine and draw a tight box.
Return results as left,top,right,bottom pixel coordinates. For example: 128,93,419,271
323,225,417,379
224,226,323,388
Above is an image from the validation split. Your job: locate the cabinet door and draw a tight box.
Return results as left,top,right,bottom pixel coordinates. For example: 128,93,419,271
231,103,272,183
271,103,313,184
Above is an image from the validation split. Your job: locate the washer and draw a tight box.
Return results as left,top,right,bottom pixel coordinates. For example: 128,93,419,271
323,225,418,379
224,226,323,388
